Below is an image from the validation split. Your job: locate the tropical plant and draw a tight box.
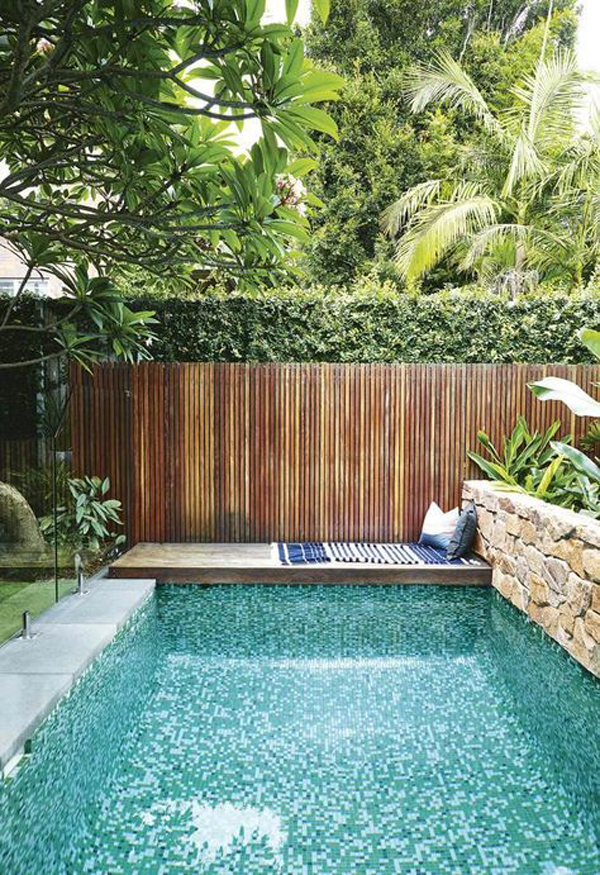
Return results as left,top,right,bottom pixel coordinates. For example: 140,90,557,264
303,0,578,288
381,15,599,292
0,0,343,370
530,328,600,418
529,326,600,517
467,416,572,501
580,420,600,452
39,475,125,556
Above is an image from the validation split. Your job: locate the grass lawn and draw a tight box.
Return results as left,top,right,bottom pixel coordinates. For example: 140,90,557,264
0,579,75,645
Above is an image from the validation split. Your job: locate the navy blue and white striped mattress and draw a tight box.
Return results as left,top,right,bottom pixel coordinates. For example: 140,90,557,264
274,542,479,566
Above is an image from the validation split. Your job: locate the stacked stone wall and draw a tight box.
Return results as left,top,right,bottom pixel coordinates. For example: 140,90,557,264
464,480,600,677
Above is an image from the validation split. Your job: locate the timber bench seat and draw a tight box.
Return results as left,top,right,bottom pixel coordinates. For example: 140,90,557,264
109,543,492,585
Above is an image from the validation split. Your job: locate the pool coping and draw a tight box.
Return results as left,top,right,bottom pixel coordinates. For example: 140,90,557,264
0,576,155,775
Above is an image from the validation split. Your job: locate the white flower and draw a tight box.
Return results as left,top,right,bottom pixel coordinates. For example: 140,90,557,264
275,174,307,214
36,38,53,55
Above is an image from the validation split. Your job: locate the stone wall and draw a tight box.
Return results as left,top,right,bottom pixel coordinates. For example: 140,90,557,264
463,480,600,678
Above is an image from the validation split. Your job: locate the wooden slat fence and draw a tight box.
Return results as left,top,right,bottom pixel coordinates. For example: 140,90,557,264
70,363,599,545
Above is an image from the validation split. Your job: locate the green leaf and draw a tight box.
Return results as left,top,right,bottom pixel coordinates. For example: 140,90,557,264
284,105,339,139
285,0,299,24
267,219,309,242
581,328,600,362
286,157,318,176
467,451,514,484
529,377,600,418
245,0,266,27
535,455,564,498
552,441,600,485
313,0,330,24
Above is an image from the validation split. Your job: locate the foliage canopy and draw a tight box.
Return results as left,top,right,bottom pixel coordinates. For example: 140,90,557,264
382,43,600,291
303,0,579,288
0,0,342,368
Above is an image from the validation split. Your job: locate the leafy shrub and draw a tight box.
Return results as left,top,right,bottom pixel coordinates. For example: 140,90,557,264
127,286,600,364
468,418,575,506
39,475,125,557
469,417,600,519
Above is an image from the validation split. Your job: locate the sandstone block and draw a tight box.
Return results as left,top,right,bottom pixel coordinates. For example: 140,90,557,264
510,580,529,612
582,549,600,583
544,511,578,542
527,602,559,636
575,519,600,549
542,557,569,593
558,607,575,637
545,538,584,577
528,574,549,606
524,545,545,576
584,610,600,644
506,514,521,537
495,494,514,514
573,617,596,653
478,508,495,541
566,574,592,616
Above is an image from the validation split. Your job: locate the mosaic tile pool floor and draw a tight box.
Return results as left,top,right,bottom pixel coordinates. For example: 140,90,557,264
1,585,600,874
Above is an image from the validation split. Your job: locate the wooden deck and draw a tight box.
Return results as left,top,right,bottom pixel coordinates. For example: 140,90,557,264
109,543,492,585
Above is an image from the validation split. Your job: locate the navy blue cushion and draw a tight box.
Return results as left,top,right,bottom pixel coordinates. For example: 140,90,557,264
446,502,477,560
419,531,451,551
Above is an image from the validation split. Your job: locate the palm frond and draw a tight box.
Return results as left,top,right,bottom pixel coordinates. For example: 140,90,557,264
503,131,547,196
381,180,442,237
552,138,600,196
511,50,585,149
462,223,568,272
461,223,530,270
394,182,499,279
403,51,502,139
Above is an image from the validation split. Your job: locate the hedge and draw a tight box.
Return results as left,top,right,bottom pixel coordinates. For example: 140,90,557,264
129,289,600,364
4,289,600,393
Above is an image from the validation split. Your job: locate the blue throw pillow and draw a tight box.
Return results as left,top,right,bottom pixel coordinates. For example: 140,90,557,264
446,502,477,560
419,531,452,551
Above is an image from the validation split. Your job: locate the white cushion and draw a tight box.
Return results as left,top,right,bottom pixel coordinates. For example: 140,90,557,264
420,502,459,537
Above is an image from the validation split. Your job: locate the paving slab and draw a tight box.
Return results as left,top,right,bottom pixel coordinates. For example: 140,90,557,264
39,579,154,628
0,623,116,678
0,576,155,772
0,673,72,770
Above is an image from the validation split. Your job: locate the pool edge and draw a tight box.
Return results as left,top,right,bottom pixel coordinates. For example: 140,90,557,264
0,578,155,774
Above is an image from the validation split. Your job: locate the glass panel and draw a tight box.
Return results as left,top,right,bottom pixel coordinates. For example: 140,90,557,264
0,362,71,643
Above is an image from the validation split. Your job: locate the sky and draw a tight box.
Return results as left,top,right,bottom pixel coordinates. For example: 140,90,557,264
577,0,600,75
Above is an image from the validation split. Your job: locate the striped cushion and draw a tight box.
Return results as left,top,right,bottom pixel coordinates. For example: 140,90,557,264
276,542,478,567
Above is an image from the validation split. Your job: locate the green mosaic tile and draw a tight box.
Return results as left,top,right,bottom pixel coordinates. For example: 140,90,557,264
1,585,599,873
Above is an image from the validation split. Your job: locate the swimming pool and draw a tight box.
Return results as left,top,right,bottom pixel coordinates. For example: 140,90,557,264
1,584,599,873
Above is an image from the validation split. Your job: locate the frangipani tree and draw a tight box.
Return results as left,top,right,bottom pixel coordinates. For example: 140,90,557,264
381,44,600,291
0,0,343,370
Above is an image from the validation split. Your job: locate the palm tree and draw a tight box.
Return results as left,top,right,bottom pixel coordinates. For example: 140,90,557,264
381,45,600,292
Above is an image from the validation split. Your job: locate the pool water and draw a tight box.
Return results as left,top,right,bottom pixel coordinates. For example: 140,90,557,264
1,585,600,874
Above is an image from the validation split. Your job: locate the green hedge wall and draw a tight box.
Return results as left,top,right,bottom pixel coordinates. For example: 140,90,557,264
130,290,600,364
